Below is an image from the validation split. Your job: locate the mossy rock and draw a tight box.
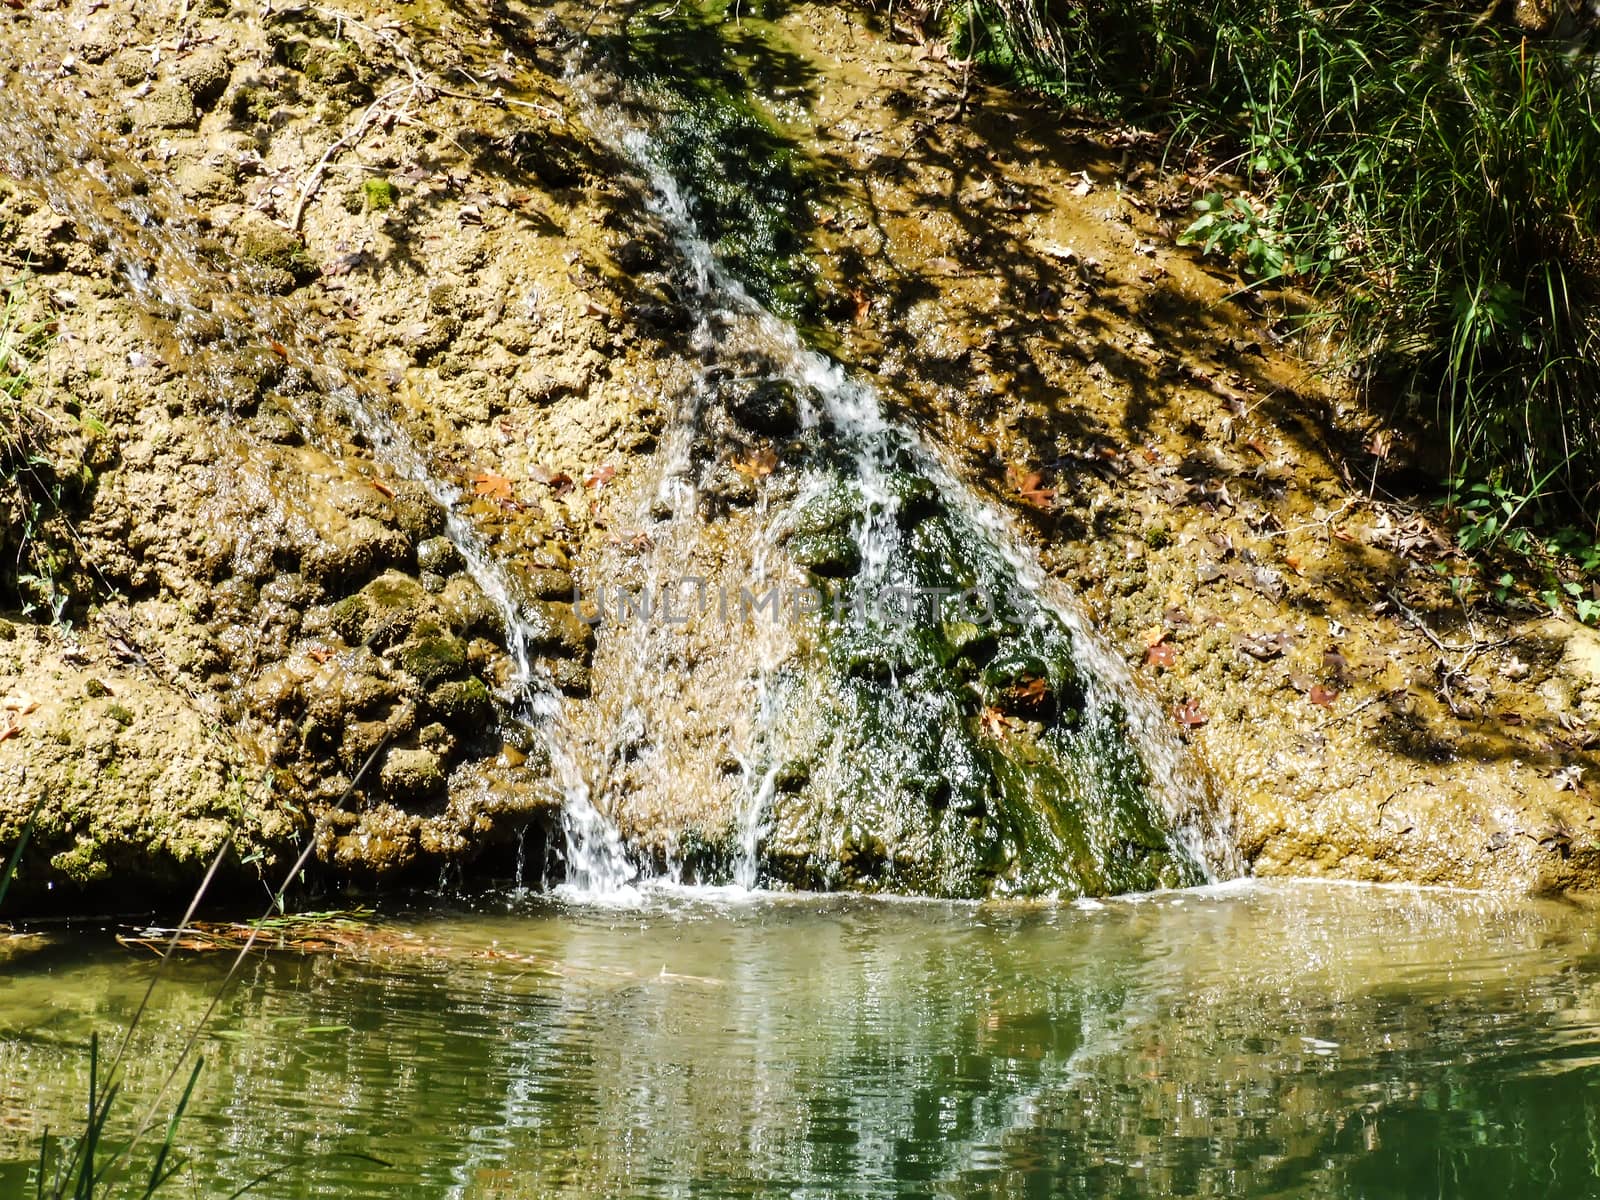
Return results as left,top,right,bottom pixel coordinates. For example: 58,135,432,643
351,570,429,647
361,177,398,212
524,599,594,660
378,747,444,801
788,481,862,576
428,676,493,726
134,82,197,131
329,594,370,644
177,48,231,108
728,378,801,436
234,216,320,285
397,634,468,686
788,530,861,578
416,536,463,575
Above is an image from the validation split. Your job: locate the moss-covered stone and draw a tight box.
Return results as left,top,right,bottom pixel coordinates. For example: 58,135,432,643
729,378,801,436
351,571,428,647
524,599,594,660
416,536,463,575
379,747,444,801
428,676,493,726
398,634,467,686
234,216,320,286
134,81,197,131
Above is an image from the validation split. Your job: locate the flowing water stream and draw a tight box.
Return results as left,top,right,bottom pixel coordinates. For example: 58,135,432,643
6,3,1600,1195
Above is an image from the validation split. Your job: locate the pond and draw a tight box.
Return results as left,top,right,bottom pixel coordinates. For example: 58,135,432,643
5,880,1600,1198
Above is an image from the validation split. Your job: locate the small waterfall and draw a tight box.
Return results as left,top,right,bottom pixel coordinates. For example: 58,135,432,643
0,87,636,897
0,13,1239,898
562,46,1241,893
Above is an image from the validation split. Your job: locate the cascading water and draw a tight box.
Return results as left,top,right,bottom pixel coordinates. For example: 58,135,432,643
556,36,1241,896
0,87,638,897
0,3,1238,900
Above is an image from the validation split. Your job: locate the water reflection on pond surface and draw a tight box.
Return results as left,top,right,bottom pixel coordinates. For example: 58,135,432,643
4,881,1600,1198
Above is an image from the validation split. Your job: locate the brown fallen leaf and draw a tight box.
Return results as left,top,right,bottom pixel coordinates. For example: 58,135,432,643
473,472,516,504
585,464,617,489
545,472,575,495
1006,462,1057,510
1005,676,1051,710
1174,698,1208,727
1309,684,1340,707
1146,640,1178,670
732,447,779,478
266,339,289,360
979,706,1015,738
371,479,396,499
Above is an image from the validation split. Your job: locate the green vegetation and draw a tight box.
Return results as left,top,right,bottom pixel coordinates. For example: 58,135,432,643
601,2,824,321
949,0,1600,560
1,279,77,624
360,177,398,212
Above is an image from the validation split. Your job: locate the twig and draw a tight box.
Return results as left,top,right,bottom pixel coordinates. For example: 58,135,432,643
432,83,563,122
289,82,420,232
1314,689,1388,731
1385,587,1472,655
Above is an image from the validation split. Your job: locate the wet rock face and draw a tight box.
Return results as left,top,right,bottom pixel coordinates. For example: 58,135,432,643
753,468,1197,899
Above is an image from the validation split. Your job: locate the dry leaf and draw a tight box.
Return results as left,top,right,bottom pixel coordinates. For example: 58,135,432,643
473,472,516,504
371,479,396,499
1146,641,1178,669
1006,462,1056,510
979,706,1015,738
1309,684,1340,707
585,464,616,489
732,447,779,478
1174,698,1208,727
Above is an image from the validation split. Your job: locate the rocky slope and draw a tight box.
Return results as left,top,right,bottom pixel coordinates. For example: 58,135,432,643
0,0,1595,910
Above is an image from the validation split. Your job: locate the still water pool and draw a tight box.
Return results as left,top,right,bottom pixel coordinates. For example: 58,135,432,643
4,881,1600,1198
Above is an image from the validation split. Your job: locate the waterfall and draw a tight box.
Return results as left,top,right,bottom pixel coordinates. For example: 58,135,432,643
0,89,637,898
558,47,1241,893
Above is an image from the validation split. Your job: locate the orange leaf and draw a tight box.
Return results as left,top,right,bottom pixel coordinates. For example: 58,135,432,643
1146,641,1177,669
1174,698,1207,727
1006,462,1056,510
979,706,1015,738
267,339,289,360
371,479,396,499
585,464,617,489
732,447,779,478
1309,684,1340,707
472,472,515,503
